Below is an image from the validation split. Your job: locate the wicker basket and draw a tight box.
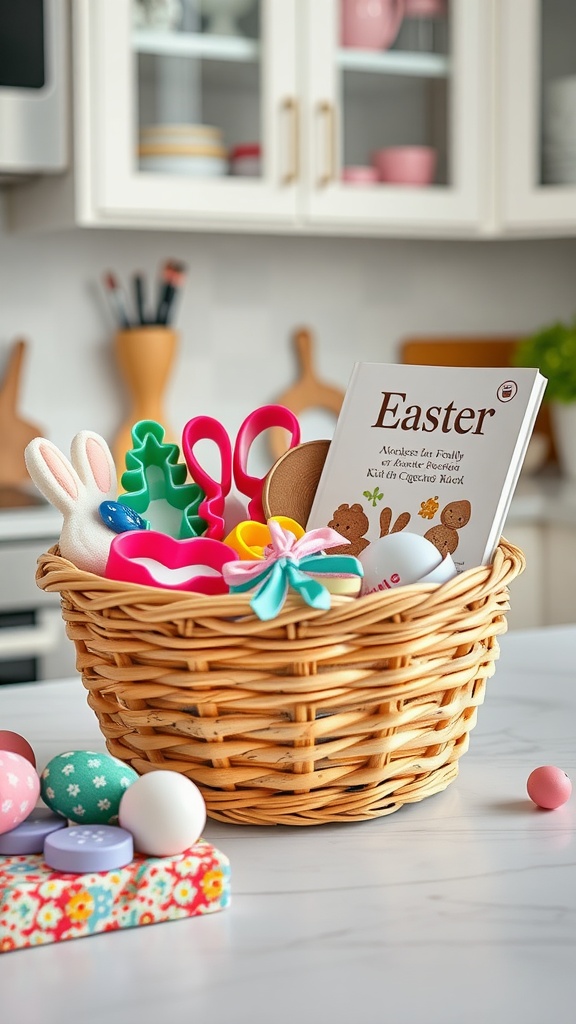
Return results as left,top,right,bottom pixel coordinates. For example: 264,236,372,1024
35,539,524,826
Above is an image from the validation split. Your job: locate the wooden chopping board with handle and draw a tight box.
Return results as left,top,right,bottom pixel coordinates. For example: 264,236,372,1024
400,335,556,464
0,338,44,487
269,327,344,462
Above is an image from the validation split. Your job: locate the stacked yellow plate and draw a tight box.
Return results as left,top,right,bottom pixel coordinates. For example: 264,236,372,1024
138,123,228,176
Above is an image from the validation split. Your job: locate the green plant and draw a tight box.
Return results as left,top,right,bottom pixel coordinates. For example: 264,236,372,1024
513,319,576,403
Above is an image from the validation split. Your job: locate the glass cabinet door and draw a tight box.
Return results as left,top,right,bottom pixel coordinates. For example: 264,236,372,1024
85,0,298,226
500,0,576,233
303,0,489,235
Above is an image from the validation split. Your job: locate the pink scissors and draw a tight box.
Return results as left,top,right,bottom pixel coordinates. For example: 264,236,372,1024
181,404,301,540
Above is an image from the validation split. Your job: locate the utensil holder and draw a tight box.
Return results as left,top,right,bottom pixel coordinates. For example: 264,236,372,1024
113,327,178,478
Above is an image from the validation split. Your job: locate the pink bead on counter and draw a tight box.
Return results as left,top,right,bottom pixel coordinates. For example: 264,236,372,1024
526,765,572,809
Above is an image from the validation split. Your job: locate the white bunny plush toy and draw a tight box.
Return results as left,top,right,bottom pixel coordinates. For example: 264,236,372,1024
25,431,118,576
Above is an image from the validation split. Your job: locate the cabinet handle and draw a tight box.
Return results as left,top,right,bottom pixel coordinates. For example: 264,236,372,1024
318,101,336,187
282,97,299,185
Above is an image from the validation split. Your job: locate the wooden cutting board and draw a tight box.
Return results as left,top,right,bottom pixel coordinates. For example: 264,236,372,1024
0,339,44,487
269,327,344,462
399,335,556,464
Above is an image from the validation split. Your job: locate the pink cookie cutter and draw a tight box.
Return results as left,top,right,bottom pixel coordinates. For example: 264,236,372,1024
105,530,238,594
182,404,301,540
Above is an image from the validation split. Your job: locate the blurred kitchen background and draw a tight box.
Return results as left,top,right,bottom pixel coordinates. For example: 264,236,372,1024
1,0,576,683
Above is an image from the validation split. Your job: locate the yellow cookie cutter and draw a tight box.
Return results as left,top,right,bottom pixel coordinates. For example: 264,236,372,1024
224,516,304,560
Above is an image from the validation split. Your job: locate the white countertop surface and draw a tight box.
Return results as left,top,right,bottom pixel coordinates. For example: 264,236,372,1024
0,502,61,542
0,625,575,1023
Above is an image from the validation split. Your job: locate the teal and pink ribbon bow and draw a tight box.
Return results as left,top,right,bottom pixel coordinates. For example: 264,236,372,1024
222,520,363,621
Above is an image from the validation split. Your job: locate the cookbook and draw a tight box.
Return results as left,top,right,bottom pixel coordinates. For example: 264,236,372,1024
306,362,547,573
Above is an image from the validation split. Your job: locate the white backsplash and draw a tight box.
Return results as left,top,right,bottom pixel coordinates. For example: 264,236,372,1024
1,226,576,478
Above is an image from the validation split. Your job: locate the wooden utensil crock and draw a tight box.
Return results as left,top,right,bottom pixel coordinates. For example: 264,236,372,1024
113,327,178,479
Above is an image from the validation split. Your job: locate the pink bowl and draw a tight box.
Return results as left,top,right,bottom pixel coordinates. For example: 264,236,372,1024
373,146,437,185
342,165,379,185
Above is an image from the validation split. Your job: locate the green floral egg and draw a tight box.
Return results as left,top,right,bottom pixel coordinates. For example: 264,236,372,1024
40,750,138,825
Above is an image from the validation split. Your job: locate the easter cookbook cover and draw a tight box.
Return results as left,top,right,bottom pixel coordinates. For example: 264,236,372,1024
307,362,547,574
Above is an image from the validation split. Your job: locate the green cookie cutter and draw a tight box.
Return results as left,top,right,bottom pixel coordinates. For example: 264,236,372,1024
118,419,208,539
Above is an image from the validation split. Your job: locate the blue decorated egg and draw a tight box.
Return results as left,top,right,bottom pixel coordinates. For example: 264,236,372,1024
99,501,148,534
40,750,138,825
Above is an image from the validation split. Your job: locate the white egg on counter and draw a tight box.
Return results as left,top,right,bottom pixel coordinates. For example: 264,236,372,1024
118,770,206,856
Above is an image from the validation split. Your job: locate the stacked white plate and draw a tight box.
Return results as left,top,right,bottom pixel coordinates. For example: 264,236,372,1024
138,123,228,176
543,76,576,185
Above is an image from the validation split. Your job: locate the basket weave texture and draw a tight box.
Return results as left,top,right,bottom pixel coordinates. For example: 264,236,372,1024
36,539,524,826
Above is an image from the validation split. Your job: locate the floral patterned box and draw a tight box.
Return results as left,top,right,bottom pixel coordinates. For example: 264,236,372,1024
0,839,230,952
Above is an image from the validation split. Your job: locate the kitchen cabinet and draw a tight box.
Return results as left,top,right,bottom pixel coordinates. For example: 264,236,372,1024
541,523,576,625
9,0,576,239
504,475,576,630
506,520,576,629
302,0,490,236
9,0,493,238
502,522,545,630
78,0,299,230
498,0,576,235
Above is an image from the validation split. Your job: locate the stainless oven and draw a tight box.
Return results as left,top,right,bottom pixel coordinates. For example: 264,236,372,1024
0,504,76,683
0,0,68,178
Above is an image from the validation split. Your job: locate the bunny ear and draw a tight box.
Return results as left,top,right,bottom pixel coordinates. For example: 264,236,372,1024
24,437,82,515
391,512,411,534
70,431,118,500
379,506,392,537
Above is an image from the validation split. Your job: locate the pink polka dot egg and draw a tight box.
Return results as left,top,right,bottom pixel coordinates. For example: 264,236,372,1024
527,765,572,810
0,750,40,835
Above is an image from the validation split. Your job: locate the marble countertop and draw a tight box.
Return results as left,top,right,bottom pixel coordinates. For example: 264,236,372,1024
0,625,575,1023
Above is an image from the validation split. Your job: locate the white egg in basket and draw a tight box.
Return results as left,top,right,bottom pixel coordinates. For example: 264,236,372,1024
359,531,457,596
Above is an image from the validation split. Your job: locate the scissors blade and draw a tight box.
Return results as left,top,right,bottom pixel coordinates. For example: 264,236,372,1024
233,404,301,523
182,416,233,539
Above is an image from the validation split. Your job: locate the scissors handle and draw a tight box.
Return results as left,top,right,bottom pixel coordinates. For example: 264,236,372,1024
233,404,301,523
181,416,233,539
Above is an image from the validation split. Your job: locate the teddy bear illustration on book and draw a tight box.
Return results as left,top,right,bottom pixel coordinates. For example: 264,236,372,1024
328,502,411,557
424,499,471,558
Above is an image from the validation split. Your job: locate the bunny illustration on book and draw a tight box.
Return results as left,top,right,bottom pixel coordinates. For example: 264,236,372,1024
328,501,411,557
379,506,411,537
25,431,119,576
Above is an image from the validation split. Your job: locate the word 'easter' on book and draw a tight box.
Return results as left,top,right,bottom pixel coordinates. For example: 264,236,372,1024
371,391,497,436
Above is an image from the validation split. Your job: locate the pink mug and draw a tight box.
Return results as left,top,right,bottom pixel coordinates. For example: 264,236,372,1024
341,0,405,51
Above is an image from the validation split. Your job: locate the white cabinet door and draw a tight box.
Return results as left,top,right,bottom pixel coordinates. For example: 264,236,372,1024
301,0,491,237
499,0,576,234
503,523,545,630
75,0,299,229
10,0,495,238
